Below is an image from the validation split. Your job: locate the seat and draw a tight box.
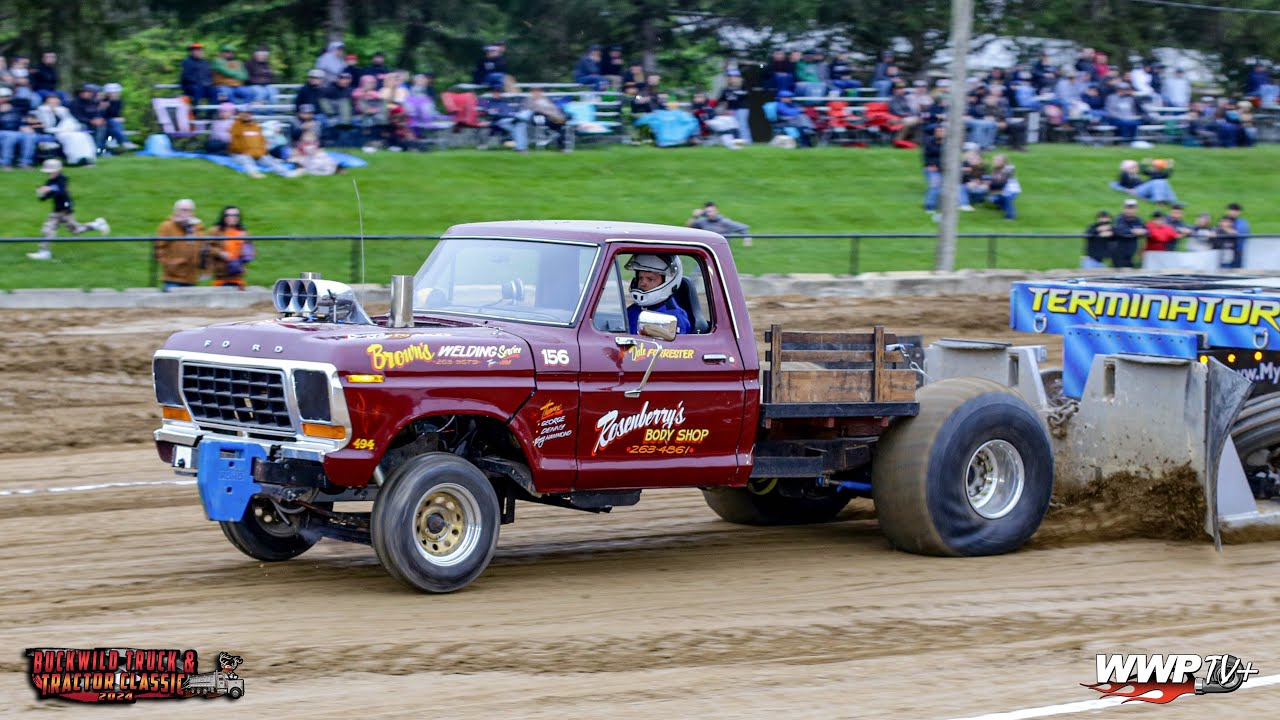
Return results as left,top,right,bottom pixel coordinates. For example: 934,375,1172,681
669,277,709,334
151,97,211,138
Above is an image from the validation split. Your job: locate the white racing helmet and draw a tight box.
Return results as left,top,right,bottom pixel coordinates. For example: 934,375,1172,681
625,254,682,307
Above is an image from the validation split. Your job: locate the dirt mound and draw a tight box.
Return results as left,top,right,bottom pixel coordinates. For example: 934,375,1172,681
1032,465,1208,547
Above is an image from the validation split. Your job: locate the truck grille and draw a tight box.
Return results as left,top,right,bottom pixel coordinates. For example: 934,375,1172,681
181,363,294,435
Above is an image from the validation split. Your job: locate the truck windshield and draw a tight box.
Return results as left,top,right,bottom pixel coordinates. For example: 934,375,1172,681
412,238,599,325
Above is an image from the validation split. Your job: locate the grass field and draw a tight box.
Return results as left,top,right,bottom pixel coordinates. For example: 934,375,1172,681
1,143,1277,290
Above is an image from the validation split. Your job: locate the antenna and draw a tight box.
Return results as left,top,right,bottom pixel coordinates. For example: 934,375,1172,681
352,176,366,302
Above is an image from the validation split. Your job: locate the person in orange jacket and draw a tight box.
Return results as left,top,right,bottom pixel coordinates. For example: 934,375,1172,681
207,205,254,289
154,198,207,291
228,108,295,178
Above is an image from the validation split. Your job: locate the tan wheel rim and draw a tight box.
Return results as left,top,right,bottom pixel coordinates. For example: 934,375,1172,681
412,483,482,567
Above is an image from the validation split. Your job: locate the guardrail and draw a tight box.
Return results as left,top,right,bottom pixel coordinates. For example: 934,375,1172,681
5,232,1279,288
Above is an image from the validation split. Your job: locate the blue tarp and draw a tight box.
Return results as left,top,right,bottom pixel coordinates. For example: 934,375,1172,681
136,148,367,174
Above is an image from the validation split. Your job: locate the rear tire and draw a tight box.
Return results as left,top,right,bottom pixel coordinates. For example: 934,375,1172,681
371,453,500,593
703,479,850,526
872,377,1053,556
220,498,322,561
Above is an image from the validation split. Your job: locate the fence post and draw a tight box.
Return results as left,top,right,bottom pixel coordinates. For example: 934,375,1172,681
987,235,998,269
349,237,359,282
849,236,861,275
148,238,157,288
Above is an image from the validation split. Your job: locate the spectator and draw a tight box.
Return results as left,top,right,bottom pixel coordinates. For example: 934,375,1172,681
28,158,108,260
1163,68,1191,108
828,51,861,95
206,102,234,153
774,90,815,147
718,72,751,144
478,82,529,152
155,198,206,290
1104,82,1143,143
795,49,828,97
212,45,250,104
1167,203,1192,243
1212,99,1243,147
764,50,795,94
1224,202,1249,268
574,45,605,89
987,153,1021,220
315,41,347,84
1215,216,1241,268
9,73,37,114
342,53,361,80
888,82,920,144
921,124,972,218
404,73,451,141
98,83,131,151
1031,50,1054,92
687,201,749,238
1109,158,1177,205
207,205,255,288
1245,63,1278,107
1233,100,1257,146
180,43,216,106
34,94,95,166
960,146,989,204
295,68,326,114
633,97,699,147
1082,210,1115,268
352,74,389,144
0,88,38,170
523,87,569,151
31,51,60,102
1185,212,1216,254
601,46,626,89
1111,198,1148,268
965,92,1000,149
379,70,409,113
363,52,392,89
871,50,896,97
244,47,277,105
321,72,355,144
229,108,295,177
473,44,507,87
623,62,647,89
1144,211,1179,253
1130,62,1154,100
69,84,107,154
290,104,320,143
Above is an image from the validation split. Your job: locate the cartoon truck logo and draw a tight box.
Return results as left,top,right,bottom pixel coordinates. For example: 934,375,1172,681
181,653,244,699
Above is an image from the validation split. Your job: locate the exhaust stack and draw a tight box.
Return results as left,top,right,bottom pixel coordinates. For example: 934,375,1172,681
389,275,414,328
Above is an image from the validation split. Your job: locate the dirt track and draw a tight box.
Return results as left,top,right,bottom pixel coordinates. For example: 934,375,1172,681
2,297,1277,719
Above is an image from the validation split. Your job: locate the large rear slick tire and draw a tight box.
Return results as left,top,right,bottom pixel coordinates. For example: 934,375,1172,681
702,479,850,526
371,453,500,593
872,377,1053,556
220,497,321,562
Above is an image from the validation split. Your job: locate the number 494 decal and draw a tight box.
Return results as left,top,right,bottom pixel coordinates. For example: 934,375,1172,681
541,348,571,366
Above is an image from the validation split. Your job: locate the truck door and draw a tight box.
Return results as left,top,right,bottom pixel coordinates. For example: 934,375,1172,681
575,245,748,489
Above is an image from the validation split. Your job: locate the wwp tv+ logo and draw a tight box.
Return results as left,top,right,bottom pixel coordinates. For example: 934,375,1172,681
1083,654,1259,704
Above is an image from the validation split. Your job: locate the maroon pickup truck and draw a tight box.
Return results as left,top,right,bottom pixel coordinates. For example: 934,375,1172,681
153,221,1053,592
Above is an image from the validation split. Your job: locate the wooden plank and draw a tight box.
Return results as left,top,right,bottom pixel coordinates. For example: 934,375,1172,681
777,330,898,346
873,325,887,402
768,323,783,405
766,349,906,364
774,369,917,404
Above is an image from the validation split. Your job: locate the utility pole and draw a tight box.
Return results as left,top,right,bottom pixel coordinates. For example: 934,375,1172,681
935,0,973,271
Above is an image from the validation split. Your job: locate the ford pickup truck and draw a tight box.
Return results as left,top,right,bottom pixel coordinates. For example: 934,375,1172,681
153,220,1053,593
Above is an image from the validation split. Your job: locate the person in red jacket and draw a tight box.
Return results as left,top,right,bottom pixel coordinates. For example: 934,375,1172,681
1144,211,1180,253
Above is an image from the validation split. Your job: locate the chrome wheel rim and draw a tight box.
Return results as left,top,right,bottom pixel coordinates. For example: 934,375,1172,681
413,483,482,566
964,440,1025,520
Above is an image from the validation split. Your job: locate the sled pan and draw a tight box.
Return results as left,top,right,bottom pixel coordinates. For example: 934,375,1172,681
924,342,1280,546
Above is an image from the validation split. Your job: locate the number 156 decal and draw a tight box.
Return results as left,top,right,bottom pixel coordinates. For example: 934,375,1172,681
541,349,571,366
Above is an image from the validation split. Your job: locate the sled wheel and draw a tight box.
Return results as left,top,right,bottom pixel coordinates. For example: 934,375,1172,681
872,377,1053,556
371,453,500,593
702,478,850,526
220,497,325,562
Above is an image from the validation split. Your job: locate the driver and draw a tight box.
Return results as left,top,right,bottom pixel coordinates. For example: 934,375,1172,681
625,254,691,335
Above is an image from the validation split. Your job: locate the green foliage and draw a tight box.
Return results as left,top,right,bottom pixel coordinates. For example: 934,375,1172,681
1,144,1277,290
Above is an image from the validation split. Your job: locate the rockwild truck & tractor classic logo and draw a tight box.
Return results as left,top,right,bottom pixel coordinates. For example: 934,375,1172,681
25,647,247,703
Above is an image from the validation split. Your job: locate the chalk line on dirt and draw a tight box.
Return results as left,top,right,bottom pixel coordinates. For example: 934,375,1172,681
0,479,195,497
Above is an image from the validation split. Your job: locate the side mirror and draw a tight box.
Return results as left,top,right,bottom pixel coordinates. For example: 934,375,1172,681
637,310,678,341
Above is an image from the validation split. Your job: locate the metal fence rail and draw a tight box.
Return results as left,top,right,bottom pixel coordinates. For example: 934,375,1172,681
5,233,1280,286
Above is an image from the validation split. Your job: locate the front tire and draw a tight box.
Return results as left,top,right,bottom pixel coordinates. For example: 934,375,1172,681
872,377,1053,556
371,453,500,593
220,497,321,561
702,479,850,526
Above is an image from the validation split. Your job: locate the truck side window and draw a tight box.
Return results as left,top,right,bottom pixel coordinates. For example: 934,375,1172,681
591,258,628,332
677,256,715,334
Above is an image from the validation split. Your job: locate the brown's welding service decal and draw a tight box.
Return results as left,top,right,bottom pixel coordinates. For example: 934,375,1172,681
25,647,247,703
